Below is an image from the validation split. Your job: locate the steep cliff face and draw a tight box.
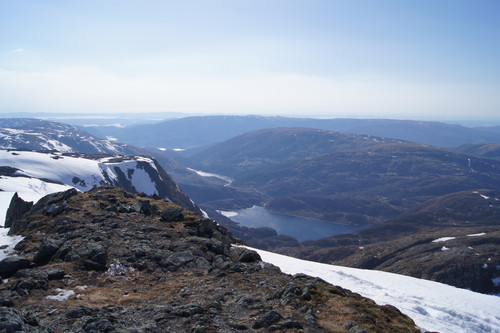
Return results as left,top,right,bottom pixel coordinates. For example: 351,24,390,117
0,187,419,333
0,149,201,215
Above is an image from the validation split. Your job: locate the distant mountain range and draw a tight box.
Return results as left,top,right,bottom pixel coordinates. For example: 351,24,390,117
86,115,500,149
182,127,500,224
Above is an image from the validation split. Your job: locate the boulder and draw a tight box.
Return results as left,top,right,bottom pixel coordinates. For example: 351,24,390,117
252,310,282,329
33,238,63,265
132,200,152,215
0,257,31,278
159,207,183,222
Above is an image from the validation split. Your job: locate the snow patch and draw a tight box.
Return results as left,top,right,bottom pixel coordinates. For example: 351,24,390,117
0,228,24,261
218,210,238,218
467,233,486,237
200,208,209,218
441,246,450,251
432,237,456,243
187,168,233,184
46,289,75,301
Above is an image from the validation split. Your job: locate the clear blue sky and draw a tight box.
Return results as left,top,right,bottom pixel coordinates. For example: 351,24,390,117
1,0,499,120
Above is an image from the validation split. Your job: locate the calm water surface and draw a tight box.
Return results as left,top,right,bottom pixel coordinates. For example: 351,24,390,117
232,206,364,242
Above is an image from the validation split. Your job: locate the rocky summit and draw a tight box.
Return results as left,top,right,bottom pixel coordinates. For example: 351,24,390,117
0,186,419,333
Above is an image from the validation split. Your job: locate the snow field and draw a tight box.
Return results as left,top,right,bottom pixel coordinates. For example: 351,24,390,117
0,150,161,196
250,247,500,333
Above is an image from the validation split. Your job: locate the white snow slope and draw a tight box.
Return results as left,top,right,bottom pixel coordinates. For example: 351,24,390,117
251,247,500,333
0,150,161,195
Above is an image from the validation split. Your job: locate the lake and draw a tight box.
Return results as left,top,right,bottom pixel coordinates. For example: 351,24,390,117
230,206,365,242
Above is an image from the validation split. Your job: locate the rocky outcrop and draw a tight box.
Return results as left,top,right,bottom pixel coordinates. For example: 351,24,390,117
7,188,79,235
0,186,420,332
4,193,33,228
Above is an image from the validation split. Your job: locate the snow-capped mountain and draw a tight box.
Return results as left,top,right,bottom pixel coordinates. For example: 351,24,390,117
0,149,202,215
0,118,136,154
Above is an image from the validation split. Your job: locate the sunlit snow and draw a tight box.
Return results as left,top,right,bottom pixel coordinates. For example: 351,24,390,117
0,150,163,197
218,210,238,218
467,232,486,237
250,247,500,333
432,236,457,243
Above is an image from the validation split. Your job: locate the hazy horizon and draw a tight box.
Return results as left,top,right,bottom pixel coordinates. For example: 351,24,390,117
2,110,500,128
1,1,499,121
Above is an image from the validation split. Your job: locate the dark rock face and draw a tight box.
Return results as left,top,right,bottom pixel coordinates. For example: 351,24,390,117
4,193,33,228
0,186,420,333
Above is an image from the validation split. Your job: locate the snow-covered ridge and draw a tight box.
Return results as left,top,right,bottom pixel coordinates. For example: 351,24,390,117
0,149,177,258
251,247,500,333
0,150,165,198
0,118,134,155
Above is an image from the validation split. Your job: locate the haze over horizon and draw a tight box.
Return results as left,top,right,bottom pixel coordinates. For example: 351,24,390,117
1,0,499,121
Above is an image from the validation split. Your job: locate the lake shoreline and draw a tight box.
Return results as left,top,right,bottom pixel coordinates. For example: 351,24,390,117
231,206,364,242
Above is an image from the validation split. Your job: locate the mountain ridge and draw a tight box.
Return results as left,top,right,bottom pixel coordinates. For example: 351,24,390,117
0,149,202,216
0,186,421,333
